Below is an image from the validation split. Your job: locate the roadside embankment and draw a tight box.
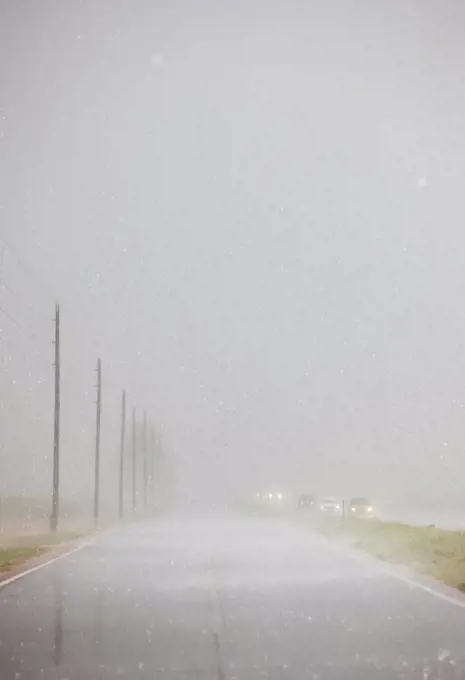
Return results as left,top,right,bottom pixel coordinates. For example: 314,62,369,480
0,497,98,576
0,500,163,578
0,531,85,578
307,515,465,592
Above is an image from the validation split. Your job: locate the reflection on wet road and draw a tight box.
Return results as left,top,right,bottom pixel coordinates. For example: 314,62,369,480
1,517,465,678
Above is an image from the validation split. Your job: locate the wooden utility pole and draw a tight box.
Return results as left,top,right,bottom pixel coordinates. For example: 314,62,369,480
118,389,126,521
132,407,136,513
94,358,102,528
0,244,5,365
143,409,147,508
150,425,156,504
50,303,60,532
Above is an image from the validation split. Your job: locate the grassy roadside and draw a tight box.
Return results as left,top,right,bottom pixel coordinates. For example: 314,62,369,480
0,512,163,577
0,547,47,573
308,516,465,592
0,531,84,576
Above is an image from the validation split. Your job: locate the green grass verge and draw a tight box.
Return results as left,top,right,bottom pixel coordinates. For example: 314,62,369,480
0,532,83,575
0,547,46,573
309,516,465,592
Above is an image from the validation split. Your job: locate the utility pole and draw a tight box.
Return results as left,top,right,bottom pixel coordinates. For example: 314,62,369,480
132,407,136,513
50,303,60,532
94,358,102,528
118,389,126,521
0,243,5,365
143,409,147,508
150,425,155,504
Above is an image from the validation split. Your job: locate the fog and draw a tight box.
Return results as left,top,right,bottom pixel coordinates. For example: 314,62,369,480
1,1,465,519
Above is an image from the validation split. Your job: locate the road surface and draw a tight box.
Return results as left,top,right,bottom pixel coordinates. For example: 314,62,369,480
1,517,465,678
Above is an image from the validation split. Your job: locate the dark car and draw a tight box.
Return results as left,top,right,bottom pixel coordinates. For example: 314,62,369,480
349,497,374,518
298,493,315,509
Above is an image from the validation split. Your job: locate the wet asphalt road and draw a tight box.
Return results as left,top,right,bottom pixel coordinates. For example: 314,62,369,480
2,518,465,679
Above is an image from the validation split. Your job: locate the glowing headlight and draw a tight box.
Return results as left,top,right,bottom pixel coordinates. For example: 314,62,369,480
268,493,273,500
367,507,373,512
277,492,283,501
351,507,356,512
335,505,340,510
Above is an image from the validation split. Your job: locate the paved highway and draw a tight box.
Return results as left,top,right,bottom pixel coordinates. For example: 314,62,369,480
1,517,465,679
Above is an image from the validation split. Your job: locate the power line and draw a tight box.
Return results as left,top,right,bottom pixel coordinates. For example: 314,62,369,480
0,279,14,297
1,321,99,405
2,336,51,373
0,301,20,330
0,232,55,306
0,232,112,373
0,302,51,353
0,281,51,330
0,234,55,349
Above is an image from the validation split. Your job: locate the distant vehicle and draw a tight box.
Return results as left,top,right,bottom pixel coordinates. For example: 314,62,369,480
349,497,374,518
298,493,315,509
256,490,284,503
319,497,341,515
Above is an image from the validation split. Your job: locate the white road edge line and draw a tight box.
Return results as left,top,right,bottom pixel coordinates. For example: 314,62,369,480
320,531,465,609
381,568,465,609
0,539,94,589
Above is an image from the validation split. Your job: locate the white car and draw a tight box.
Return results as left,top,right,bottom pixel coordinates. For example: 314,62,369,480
319,497,341,515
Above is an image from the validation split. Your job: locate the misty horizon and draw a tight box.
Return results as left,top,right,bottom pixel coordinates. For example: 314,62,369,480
1,1,465,514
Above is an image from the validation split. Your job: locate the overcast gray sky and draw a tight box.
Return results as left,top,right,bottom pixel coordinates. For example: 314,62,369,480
1,0,465,510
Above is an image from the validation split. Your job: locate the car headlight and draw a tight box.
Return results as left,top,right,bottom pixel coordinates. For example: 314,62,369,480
367,507,373,512
277,492,283,501
335,505,340,510
351,507,356,512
